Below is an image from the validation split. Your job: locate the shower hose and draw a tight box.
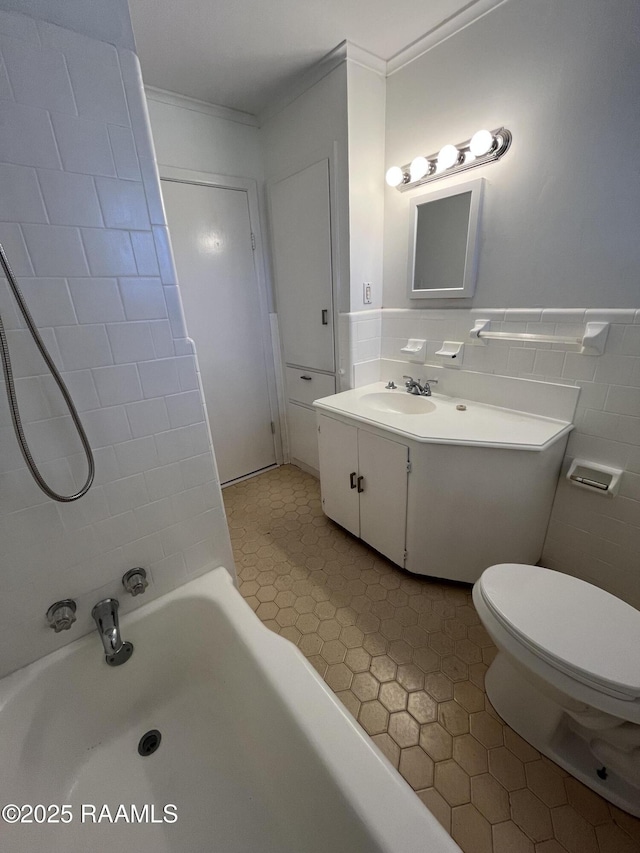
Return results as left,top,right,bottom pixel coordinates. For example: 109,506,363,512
0,242,94,502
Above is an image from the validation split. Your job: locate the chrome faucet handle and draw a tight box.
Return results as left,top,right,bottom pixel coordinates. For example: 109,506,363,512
385,380,397,389
403,375,424,394
46,599,77,633
122,567,148,597
423,378,439,384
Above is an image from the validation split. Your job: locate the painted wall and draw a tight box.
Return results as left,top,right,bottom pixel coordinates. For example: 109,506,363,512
346,60,386,313
383,0,640,309
261,62,351,314
0,9,233,677
363,0,640,606
146,90,263,183
145,88,273,311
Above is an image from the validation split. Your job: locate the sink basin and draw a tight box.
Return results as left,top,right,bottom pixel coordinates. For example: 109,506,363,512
360,392,436,415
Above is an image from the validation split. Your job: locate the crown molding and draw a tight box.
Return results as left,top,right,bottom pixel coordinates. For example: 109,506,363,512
387,0,509,76
144,86,260,127
345,43,387,78
259,39,387,125
258,41,348,125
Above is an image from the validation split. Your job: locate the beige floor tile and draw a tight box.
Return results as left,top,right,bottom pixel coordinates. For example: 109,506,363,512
534,841,569,853
399,745,435,789
452,803,493,853
470,773,511,824
435,759,471,807
454,680,485,713
407,690,437,724
439,699,470,736
564,776,612,826
492,820,535,853
488,746,526,791
420,721,454,762
453,733,489,776
609,805,640,844
344,646,371,673
503,726,540,763
379,680,408,712
551,804,599,853
418,787,451,833
595,821,640,853
424,671,454,702
371,732,400,768
325,662,353,691
388,710,420,747
525,760,567,808
369,653,397,682
358,699,389,735
335,689,360,719
510,788,554,842
226,465,637,853
470,710,504,748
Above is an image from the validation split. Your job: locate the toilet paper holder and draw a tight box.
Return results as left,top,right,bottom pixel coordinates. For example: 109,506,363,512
566,459,622,496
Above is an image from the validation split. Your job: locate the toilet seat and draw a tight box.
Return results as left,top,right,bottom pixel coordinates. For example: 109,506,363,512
477,564,640,701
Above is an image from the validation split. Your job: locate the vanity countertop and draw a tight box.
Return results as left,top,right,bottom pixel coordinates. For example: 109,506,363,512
313,382,573,451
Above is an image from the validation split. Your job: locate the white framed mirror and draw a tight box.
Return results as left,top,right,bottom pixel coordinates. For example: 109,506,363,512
407,177,484,299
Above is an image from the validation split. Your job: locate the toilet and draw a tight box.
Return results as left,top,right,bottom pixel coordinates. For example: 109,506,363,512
473,564,640,817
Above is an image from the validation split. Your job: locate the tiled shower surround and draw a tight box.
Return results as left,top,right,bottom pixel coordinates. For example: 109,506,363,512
227,465,640,853
0,9,233,677
344,307,640,609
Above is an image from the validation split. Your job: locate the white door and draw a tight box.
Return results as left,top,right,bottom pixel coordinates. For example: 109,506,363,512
358,431,409,567
162,179,277,484
317,414,359,537
269,159,335,371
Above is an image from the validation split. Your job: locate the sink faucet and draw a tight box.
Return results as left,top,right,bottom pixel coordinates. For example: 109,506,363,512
91,598,134,666
403,375,439,397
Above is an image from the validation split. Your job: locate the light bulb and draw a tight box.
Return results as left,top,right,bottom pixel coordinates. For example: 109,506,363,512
409,156,429,182
385,166,404,187
437,144,459,171
469,129,494,157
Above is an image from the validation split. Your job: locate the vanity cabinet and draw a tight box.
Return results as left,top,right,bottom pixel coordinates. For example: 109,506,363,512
314,382,573,582
317,414,409,566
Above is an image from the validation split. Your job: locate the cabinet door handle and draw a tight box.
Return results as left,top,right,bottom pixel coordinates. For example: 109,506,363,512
357,475,364,493
349,472,357,489
300,375,312,380
321,309,329,325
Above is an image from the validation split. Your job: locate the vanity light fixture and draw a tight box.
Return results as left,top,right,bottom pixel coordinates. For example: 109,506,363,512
386,127,512,191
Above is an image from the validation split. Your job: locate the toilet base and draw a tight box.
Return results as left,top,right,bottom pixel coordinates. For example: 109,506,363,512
485,652,640,818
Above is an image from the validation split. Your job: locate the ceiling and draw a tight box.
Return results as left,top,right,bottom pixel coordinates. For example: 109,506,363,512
128,0,485,116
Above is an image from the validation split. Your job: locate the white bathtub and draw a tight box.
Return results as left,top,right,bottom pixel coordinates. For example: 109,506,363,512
0,567,460,852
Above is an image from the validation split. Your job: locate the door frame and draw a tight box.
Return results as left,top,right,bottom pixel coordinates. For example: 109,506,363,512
159,165,284,469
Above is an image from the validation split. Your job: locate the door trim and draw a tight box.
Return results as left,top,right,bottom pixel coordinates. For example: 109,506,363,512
159,165,284,466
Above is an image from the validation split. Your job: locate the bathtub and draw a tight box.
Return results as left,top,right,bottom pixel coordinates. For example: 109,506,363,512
0,566,460,853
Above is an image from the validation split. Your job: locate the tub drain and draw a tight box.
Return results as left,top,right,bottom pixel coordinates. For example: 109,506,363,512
138,729,161,757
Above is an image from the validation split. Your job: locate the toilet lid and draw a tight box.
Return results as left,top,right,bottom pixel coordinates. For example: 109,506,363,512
478,564,640,699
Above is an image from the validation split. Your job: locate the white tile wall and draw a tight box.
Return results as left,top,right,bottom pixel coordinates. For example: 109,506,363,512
345,306,640,608
0,11,234,677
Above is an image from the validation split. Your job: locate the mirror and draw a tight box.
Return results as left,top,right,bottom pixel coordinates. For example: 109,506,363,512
407,177,484,299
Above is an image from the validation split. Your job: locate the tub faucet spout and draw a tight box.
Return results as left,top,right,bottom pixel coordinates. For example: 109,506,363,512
91,598,134,666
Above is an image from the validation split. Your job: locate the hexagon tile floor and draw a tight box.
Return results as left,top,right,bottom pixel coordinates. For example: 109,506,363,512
224,465,640,853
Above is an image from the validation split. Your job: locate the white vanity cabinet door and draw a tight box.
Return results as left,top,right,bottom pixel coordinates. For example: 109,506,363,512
288,402,321,472
317,415,359,537
358,431,409,568
317,414,409,567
